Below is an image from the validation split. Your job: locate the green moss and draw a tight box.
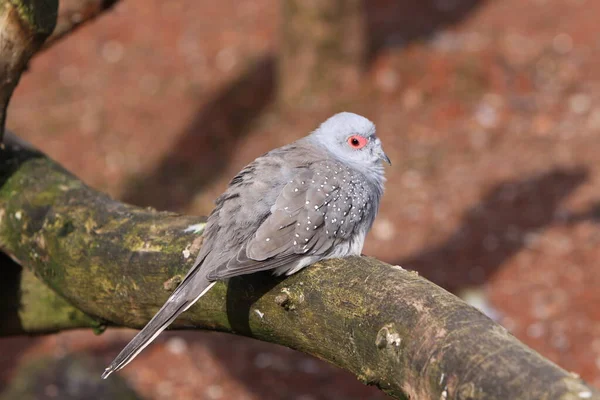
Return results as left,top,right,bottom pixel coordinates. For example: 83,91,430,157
163,274,183,291
18,268,99,333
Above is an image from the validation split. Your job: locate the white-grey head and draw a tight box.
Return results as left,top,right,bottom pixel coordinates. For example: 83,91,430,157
308,112,390,178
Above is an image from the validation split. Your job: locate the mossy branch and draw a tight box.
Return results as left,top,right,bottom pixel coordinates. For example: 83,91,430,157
0,137,598,400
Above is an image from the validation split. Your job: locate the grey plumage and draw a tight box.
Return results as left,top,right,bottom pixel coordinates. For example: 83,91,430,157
102,112,389,379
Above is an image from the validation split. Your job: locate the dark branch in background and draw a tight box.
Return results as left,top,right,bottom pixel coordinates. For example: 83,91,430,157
42,0,120,50
0,138,598,400
0,0,58,142
0,0,120,143
279,0,364,106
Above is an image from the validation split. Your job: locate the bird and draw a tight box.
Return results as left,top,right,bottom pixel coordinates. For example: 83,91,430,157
102,112,390,379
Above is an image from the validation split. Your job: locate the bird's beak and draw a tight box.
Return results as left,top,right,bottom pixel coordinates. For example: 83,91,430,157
379,150,391,165
374,138,391,165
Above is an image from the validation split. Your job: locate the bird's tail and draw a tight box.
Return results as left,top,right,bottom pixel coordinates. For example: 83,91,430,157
101,273,215,379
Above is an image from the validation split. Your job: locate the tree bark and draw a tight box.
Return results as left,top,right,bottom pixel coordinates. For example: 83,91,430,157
0,137,597,400
0,0,57,142
278,0,365,106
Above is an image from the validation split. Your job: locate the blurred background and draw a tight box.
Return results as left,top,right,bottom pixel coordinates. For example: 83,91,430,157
2,0,600,398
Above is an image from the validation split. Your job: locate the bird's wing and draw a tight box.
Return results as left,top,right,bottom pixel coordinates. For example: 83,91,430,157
207,164,367,280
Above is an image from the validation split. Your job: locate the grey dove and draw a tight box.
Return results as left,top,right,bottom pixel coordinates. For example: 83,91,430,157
102,112,390,378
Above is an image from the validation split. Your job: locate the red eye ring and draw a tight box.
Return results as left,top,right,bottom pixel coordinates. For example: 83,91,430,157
347,135,367,149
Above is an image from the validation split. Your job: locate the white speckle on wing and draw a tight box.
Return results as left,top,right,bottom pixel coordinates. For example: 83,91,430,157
14,211,22,220
182,249,191,259
254,309,264,319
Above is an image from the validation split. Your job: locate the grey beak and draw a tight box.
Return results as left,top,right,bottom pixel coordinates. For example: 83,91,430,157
374,138,391,165
380,151,391,165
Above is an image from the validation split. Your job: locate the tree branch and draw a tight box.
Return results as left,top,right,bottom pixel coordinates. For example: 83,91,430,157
0,0,57,142
0,137,598,399
0,0,119,143
0,254,101,335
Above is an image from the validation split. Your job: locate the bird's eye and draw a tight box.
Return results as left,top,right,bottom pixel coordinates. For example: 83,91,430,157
347,135,367,149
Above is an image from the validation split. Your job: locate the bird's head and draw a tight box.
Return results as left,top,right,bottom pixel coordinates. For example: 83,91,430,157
309,112,390,176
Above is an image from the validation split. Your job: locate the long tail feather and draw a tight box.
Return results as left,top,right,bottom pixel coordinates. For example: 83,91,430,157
101,276,215,379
